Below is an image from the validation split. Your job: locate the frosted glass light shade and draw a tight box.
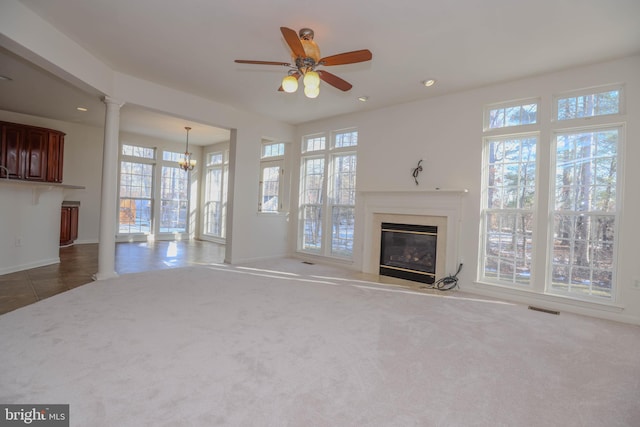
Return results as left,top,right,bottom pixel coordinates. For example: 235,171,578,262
282,75,298,93
303,71,320,88
304,85,320,98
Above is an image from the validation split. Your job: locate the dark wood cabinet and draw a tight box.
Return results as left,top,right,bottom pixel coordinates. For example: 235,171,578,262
24,127,49,181
47,131,65,183
60,205,79,246
1,123,24,179
0,121,65,182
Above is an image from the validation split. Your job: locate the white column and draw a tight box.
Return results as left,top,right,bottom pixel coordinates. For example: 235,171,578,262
94,96,124,280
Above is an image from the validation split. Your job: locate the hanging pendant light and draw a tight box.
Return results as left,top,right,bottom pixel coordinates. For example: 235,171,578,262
178,126,196,171
281,74,299,93
304,85,320,98
303,70,320,89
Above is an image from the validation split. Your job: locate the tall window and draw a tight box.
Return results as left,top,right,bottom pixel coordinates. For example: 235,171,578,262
203,150,228,239
259,142,285,213
159,151,189,233
480,86,623,302
549,87,621,299
119,143,193,238
299,130,357,258
481,133,537,285
119,144,155,234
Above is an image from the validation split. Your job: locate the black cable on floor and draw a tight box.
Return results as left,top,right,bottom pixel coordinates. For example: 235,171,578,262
422,263,463,291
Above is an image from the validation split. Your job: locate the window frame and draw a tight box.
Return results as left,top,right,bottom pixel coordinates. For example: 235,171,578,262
552,84,625,123
117,142,195,241
258,141,287,214
158,160,190,235
202,149,228,241
298,129,358,260
479,88,625,305
118,145,157,236
547,123,624,302
483,98,540,132
479,131,539,287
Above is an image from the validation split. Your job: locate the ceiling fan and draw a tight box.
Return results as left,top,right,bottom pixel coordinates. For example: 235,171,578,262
235,27,372,98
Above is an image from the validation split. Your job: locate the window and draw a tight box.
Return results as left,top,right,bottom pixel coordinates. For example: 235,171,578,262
555,85,621,121
480,89,623,302
550,127,620,299
203,150,228,239
122,144,154,159
118,143,193,238
159,153,189,233
485,101,538,130
329,151,357,257
300,156,325,251
299,130,357,258
259,142,286,213
481,133,537,285
119,145,155,234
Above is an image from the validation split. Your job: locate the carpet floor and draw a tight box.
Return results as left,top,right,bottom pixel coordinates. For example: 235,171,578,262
1,260,639,426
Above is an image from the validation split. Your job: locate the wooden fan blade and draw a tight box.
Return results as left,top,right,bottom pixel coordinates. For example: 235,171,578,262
319,49,372,66
278,72,301,91
318,70,353,91
280,27,306,58
235,60,291,66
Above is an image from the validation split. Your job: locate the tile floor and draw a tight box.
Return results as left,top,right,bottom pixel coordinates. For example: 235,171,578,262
0,240,225,315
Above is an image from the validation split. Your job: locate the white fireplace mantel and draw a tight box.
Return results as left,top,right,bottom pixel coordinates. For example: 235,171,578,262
358,188,469,280
358,188,469,196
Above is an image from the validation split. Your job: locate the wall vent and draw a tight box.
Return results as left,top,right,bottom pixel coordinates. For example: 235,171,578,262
528,306,560,315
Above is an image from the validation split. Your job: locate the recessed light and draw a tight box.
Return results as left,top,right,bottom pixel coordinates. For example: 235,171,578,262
358,96,369,102
76,107,88,112
422,79,436,87
0,75,13,81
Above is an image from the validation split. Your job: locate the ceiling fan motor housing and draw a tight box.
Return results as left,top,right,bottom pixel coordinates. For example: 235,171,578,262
295,28,321,66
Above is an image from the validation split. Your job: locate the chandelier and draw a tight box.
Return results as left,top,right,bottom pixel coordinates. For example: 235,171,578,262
178,126,196,171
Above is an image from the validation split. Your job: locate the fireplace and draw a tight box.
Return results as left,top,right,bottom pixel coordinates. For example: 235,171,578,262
379,223,438,284
359,189,468,285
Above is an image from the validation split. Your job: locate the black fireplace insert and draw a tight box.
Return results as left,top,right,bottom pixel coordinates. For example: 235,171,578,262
379,222,437,284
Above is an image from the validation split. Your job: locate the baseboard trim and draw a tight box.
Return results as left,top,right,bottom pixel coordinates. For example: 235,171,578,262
0,257,60,276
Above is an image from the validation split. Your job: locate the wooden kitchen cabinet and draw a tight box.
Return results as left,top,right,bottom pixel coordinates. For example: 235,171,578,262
0,121,65,182
1,123,24,179
60,204,79,246
47,130,65,182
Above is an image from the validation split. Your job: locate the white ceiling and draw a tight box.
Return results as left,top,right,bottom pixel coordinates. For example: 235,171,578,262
2,0,640,144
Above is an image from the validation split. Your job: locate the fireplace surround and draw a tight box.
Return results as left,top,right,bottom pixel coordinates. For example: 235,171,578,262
359,189,467,285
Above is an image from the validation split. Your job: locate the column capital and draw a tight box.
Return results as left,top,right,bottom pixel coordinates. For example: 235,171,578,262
102,96,125,108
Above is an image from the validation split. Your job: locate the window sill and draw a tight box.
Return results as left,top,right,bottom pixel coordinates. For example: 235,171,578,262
295,250,355,267
471,280,624,314
256,211,289,217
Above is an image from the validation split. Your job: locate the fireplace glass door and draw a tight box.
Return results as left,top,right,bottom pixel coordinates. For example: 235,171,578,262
380,223,437,284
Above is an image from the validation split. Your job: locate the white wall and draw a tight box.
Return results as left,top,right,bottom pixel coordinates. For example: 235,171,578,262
294,55,640,324
0,184,63,274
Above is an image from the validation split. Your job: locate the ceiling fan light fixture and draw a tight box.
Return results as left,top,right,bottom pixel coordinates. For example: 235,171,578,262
304,85,320,99
282,75,298,93
235,27,372,97
303,70,320,89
